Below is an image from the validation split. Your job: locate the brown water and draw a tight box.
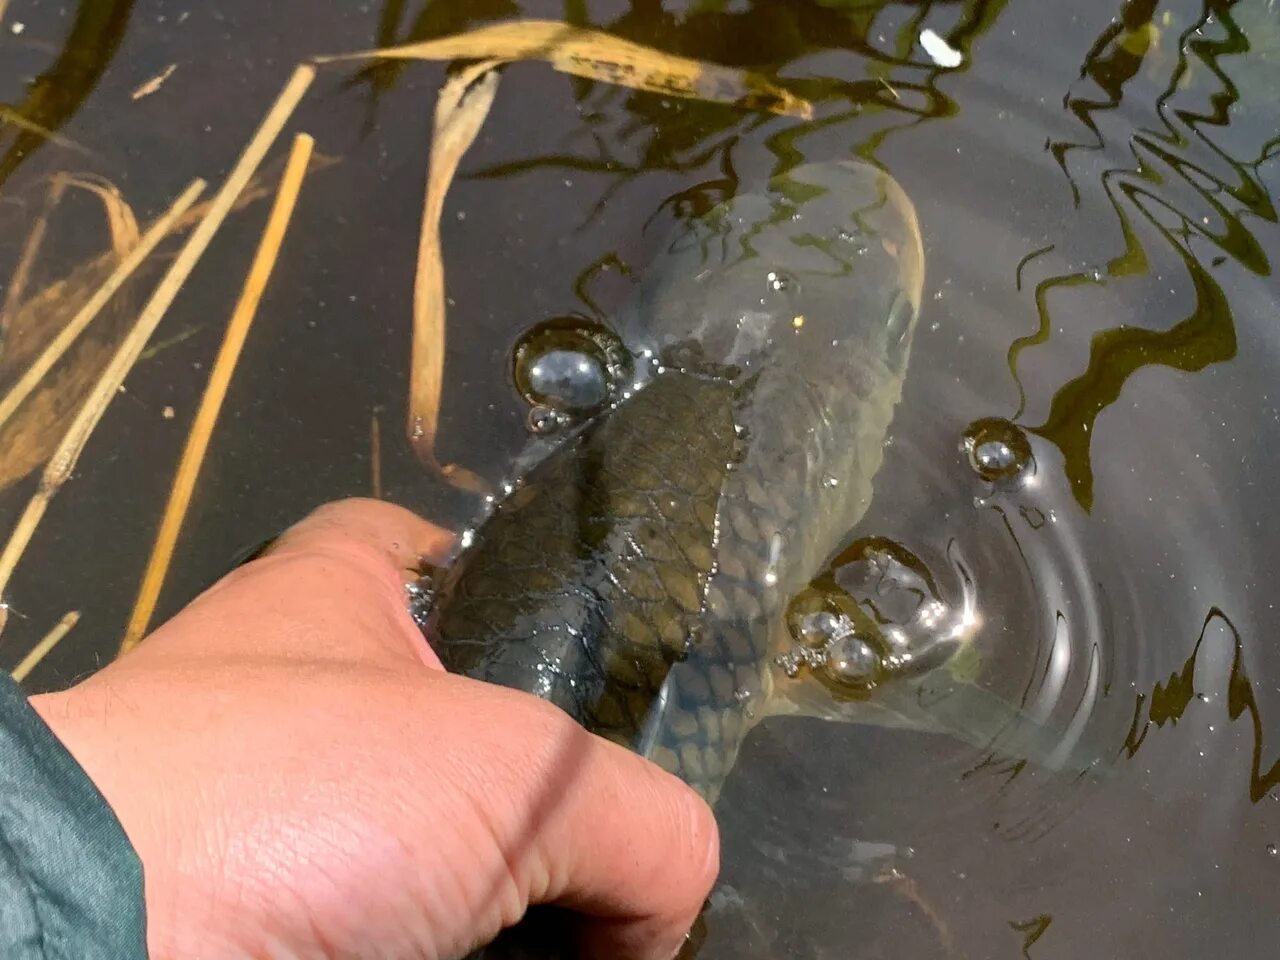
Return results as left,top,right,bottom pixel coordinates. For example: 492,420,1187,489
1,1,1278,957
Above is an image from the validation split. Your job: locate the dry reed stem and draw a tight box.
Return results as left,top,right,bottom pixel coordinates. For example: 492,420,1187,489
0,106,93,156
370,409,383,499
120,133,315,654
0,63,315,609
0,154,337,497
0,176,207,606
0,182,200,434
313,19,812,119
1,178,67,326
11,610,79,683
408,61,500,492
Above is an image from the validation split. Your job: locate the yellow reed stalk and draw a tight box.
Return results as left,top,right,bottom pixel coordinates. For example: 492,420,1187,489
11,611,80,683
120,133,315,654
0,63,315,607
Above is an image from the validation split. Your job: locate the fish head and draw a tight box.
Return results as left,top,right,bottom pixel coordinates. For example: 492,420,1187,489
620,159,925,393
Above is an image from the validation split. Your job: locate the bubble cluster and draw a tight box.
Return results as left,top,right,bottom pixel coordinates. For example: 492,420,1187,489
776,537,977,693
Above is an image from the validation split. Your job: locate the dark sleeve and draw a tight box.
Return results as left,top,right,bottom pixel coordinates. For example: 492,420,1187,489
0,673,147,959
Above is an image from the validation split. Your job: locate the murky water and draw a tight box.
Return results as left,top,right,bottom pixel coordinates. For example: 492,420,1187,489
2,1,1279,957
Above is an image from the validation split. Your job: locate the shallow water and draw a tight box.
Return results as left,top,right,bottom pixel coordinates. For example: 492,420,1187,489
1,1,1279,957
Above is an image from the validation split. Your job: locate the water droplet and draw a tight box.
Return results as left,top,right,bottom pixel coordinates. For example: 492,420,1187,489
962,418,1034,484
528,404,568,435
823,635,882,686
822,474,839,488
766,270,796,294
775,652,803,678
1267,843,1277,857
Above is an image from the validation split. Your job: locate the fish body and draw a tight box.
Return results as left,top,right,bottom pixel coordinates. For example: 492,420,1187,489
426,159,925,801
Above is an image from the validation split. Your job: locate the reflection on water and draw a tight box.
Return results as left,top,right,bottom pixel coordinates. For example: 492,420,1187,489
1021,0,1273,509
2,0,1280,957
1123,607,1280,803
0,0,134,187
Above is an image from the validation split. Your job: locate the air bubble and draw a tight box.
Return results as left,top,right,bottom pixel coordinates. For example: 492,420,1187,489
783,536,977,688
823,635,882,686
525,349,608,412
962,417,1035,484
512,315,632,420
766,270,797,294
794,611,850,649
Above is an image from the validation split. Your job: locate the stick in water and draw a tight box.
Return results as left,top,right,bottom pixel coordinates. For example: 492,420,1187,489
0,64,315,610
11,610,80,683
120,133,315,654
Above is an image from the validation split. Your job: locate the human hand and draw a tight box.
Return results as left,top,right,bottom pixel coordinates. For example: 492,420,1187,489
32,498,718,960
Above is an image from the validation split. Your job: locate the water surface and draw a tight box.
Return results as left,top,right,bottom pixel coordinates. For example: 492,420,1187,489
1,1,1278,957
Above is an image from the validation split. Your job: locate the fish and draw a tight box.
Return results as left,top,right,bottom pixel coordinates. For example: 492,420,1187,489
419,159,1093,957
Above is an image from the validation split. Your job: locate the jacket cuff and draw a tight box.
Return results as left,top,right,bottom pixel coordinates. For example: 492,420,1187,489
0,673,147,958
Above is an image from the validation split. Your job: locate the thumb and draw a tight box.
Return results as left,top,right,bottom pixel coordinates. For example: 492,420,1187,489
425,677,719,960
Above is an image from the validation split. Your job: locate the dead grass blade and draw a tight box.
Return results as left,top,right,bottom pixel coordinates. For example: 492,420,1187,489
370,408,383,499
0,63,315,609
120,133,315,655
11,610,79,683
1,178,67,327
0,176,207,606
407,61,499,493
0,182,199,435
132,63,177,101
0,152,338,497
52,173,141,253
314,18,812,119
